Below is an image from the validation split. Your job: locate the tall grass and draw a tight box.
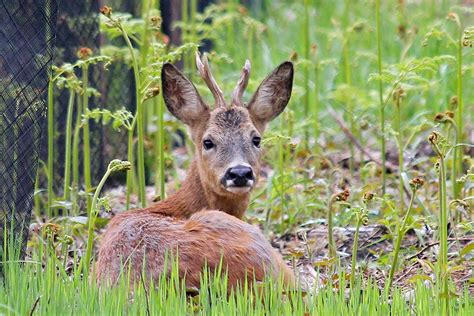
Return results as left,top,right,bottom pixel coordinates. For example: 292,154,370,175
1,234,473,316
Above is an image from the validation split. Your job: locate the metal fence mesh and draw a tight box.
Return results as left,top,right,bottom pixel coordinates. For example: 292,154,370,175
41,0,105,191
0,0,59,259
45,0,139,190
0,0,189,262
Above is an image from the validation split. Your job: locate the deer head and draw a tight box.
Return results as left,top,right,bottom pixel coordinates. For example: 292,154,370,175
161,53,293,199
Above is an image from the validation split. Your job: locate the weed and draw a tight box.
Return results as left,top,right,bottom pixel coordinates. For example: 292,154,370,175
429,131,450,313
82,159,130,276
388,177,424,289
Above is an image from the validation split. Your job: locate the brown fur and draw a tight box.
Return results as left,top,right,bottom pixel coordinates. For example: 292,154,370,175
95,60,294,289
96,210,294,288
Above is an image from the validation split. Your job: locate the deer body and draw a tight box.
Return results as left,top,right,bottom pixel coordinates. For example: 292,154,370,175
96,55,294,289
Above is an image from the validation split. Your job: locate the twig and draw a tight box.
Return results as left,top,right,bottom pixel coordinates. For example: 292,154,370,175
29,296,41,316
327,106,396,169
358,225,387,249
393,262,418,285
406,237,474,261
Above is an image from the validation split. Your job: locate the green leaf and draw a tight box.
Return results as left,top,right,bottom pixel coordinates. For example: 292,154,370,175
406,274,432,284
459,242,474,257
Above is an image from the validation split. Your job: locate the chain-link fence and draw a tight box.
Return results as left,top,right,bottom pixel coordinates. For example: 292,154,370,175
46,0,142,190
0,0,213,263
0,0,59,260
41,0,104,193
0,0,153,263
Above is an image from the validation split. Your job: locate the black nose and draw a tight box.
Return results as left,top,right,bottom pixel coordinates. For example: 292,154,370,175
226,165,254,187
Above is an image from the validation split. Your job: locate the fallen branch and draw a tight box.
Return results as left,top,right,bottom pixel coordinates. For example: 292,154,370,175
327,106,396,170
406,237,474,261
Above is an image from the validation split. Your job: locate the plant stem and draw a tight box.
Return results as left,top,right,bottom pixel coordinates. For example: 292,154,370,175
72,94,82,214
343,0,354,174
47,78,54,218
350,215,362,288
375,0,386,195
277,119,285,229
430,134,449,314
448,120,459,222
190,0,197,81
126,124,135,210
395,97,404,207
327,196,337,259
63,89,75,202
313,60,319,151
303,0,310,148
140,0,155,134
388,189,416,289
182,0,189,71
140,0,153,68
34,167,41,218
83,161,129,276
439,153,449,314
438,152,449,312
157,96,166,200
83,173,109,276
82,65,92,212
453,27,464,199
121,26,147,207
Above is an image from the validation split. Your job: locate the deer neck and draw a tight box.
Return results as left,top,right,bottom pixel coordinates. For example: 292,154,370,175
152,160,249,219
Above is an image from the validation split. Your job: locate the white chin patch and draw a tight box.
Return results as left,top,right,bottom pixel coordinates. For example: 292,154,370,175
226,186,252,194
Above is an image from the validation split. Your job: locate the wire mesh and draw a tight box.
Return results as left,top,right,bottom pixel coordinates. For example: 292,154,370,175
0,0,59,260
46,0,139,189
99,0,137,176
41,0,105,192
0,0,206,263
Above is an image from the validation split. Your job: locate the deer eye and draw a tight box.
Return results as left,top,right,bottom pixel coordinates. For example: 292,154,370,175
252,136,261,148
203,139,215,150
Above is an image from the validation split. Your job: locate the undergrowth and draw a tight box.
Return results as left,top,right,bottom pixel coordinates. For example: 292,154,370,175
1,0,473,315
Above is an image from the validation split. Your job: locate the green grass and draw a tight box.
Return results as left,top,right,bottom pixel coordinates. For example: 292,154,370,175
1,248,472,315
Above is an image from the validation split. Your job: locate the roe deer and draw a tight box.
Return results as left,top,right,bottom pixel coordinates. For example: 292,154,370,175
96,53,294,289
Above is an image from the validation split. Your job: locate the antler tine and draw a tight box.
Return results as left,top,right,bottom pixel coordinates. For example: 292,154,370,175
195,52,226,108
231,59,251,107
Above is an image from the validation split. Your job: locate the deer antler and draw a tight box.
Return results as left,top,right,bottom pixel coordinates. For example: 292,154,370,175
231,59,251,107
195,52,226,108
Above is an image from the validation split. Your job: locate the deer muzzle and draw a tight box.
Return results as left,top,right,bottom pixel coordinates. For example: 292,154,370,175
221,165,255,193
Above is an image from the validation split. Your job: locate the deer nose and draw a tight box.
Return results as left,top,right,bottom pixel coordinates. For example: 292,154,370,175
226,165,254,187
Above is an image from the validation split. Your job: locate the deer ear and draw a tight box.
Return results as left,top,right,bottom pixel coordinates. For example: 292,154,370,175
247,61,293,128
162,63,209,125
